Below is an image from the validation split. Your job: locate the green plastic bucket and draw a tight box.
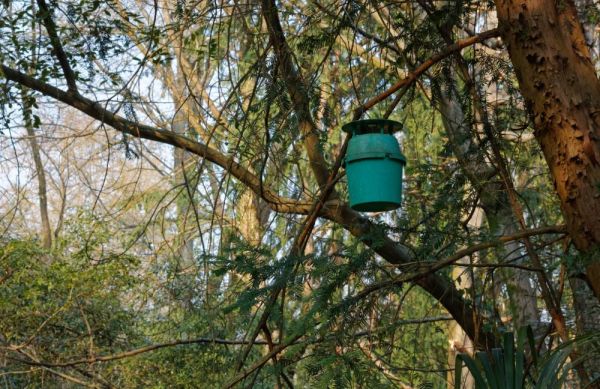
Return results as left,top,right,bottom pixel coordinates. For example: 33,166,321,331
342,119,406,212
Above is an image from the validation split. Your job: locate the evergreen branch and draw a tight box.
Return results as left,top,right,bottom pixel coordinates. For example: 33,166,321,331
233,130,350,372
261,0,331,189
381,224,567,286
311,0,403,56
353,27,503,118
225,333,303,388
321,225,566,344
322,202,500,349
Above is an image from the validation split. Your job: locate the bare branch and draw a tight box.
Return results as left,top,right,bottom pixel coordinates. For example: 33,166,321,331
0,65,312,215
370,224,567,288
7,337,270,368
225,333,303,388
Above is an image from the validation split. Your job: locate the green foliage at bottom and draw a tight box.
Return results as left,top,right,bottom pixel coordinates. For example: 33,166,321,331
455,327,599,389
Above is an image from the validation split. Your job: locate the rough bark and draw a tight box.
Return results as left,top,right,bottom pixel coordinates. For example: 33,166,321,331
494,0,600,300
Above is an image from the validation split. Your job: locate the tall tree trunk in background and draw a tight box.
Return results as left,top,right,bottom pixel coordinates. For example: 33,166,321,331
172,109,195,267
22,89,52,249
437,80,541,387
447,208,481,389
236,189,266,246
435,81,541,330
495,0,600,300
422,0,541,331
576,0,599,62
484,210,540,328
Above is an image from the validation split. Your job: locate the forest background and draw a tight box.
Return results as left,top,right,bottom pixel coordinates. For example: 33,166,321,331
1,0,600,387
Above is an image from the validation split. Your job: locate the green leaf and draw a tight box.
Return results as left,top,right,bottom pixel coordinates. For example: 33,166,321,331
526,326,538,367
503,332,515,389
535,347,571,389
455,353,488,389
492,347,506,389
477,351,500,389
515,351,525,389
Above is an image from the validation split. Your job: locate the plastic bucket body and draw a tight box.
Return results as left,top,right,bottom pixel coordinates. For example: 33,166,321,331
344,132,406,212
346,156,404,212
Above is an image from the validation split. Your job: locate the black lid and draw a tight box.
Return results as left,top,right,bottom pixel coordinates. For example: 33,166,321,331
342,119,403,135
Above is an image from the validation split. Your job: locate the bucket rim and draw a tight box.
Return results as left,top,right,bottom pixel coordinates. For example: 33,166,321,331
342,119,403,135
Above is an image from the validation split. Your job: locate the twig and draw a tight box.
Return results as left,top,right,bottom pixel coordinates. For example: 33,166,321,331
353,27,503,118
7,337,269,368
225,333,303,388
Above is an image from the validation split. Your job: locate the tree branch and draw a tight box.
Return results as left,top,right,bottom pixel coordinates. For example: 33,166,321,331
7,337,270,368
1,62,498,350
353,27,503,118
311,0,403,56
362,224,567,290
323,203,500,348
35,0,78,92
261,0,331,189
0,65,312,215
325,204,565,348
225,333,303,388
413,225,567,277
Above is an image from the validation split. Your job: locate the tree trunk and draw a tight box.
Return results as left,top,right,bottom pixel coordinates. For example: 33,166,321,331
21,89,52,249
447,209,481,389
495,0,600,300
172,109,195,267
435,77,541,330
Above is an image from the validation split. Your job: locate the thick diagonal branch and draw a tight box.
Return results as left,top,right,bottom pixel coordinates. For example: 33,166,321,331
0,65,310,215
